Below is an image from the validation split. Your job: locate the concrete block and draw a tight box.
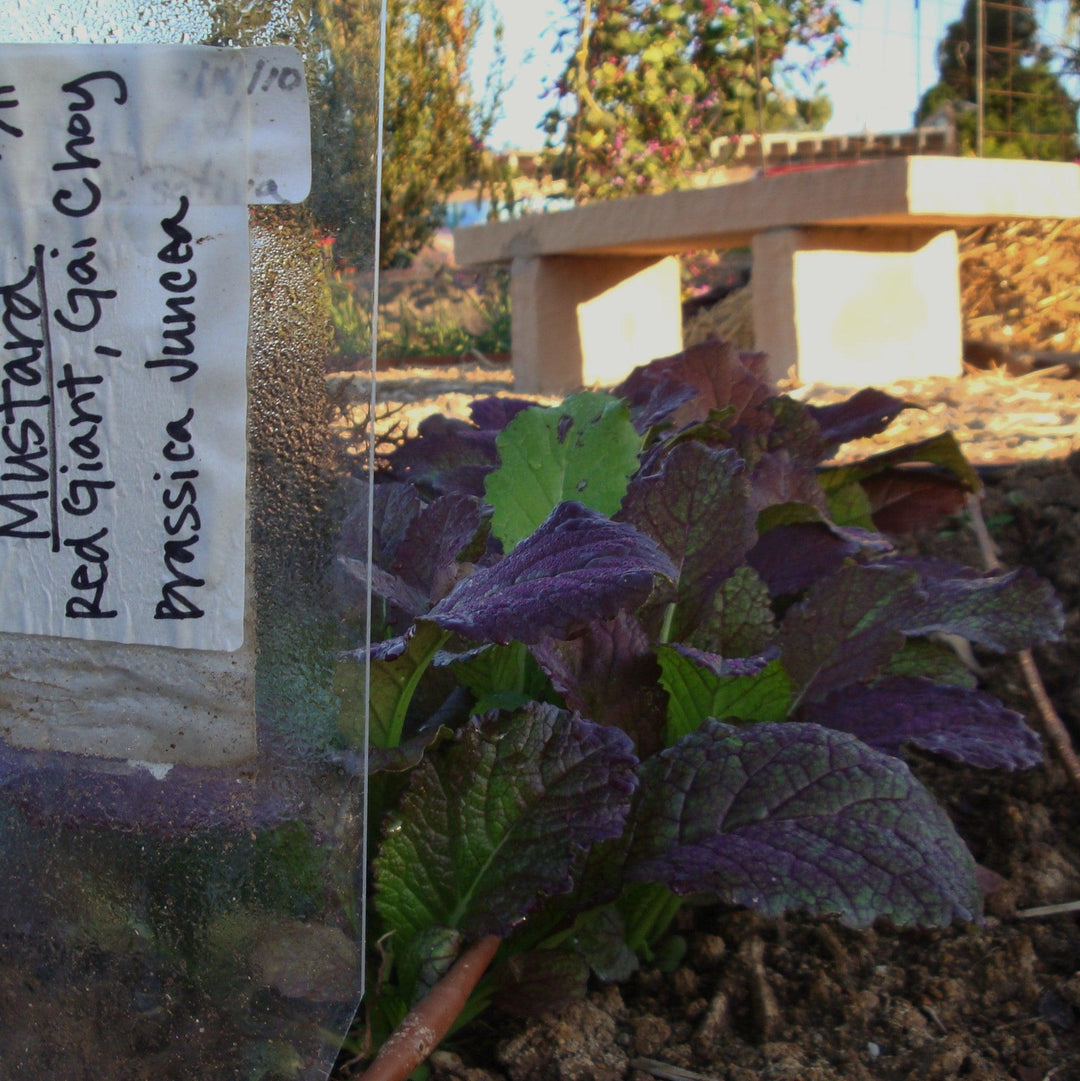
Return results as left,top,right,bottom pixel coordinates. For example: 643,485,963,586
511,254,682,395
752,226,963,385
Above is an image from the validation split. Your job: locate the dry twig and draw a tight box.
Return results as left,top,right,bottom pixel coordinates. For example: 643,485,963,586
631,1058,725,1081
1015,899,1080,919
965,493,1080,799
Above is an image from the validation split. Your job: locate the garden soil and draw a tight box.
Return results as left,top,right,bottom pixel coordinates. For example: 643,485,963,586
331,218,1080,1081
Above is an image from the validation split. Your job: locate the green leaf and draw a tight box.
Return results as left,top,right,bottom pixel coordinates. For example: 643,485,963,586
825,480,876,530
880,638,979,689
335,621,449,748
374,703,639,940
393,925,462,1007
658,647,792,743
615,881,685,961
756,500,824,532
484,392,641,550
450,640,556,708
570,905,639,982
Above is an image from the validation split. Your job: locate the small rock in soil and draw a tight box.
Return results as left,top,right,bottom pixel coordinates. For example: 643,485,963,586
631,1014,672,1056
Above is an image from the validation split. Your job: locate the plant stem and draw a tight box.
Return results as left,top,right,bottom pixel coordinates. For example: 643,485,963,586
358,934,502,1081
658,601,677,646
386,628,452,749
622,882,684,958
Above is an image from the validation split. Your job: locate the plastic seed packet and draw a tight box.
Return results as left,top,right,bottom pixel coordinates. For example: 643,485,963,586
0,8,380,1077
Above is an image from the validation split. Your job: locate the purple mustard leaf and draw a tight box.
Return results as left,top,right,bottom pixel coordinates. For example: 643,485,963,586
890,559,1065,652
777,563,920,701
428,501,677,645
340,482,423,569
329,483,425,617
761,396,828,464
748,522,860,596
881,638,978,689
718,652,777,677
393,492,489,604
615,359,682,413
807,388,909,450
665,643,778,678
469,396,537,431
335,558,430,621
531,612,668,757
684,565,777,657
747,521,893,598
363,633,411,661
749,449,829,519
861,470,970,534
799,676,1042,770
619,442,757,640
624,376,701,433
625,720,982,928
374,702,639,939
666,642,726,677
385,413,500,498
614,340,774,434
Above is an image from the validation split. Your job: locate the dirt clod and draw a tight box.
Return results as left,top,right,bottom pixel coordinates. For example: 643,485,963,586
497,998,629,1081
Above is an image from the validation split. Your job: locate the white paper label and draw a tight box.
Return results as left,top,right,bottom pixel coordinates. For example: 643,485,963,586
0,44,309,652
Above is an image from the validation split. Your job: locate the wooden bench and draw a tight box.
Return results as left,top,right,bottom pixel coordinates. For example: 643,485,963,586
452,156,1080,394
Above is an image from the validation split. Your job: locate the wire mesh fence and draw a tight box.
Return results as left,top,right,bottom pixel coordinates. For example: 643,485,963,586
823,0,1078,161
973,0,1078,159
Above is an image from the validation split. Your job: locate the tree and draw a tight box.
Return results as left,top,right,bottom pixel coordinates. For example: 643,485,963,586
307,0,505,268
543,0,847,202
308,0,508,268
916,0,1077,161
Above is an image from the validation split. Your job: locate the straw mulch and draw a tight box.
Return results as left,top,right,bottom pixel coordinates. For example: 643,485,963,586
960,218,1080,355
683,278,755,351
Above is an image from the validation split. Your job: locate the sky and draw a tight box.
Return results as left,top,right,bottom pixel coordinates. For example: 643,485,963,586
1,0,1070,148
475,0,1072,151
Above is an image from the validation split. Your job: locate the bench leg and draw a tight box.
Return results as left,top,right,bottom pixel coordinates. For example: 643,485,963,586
751,227,963,385
510,254,683,395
